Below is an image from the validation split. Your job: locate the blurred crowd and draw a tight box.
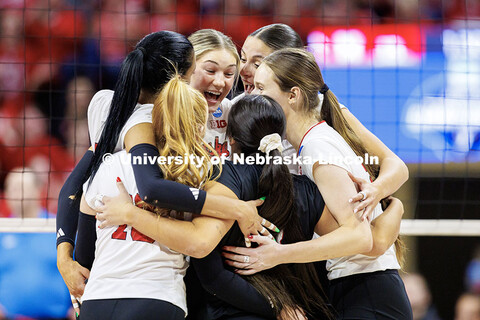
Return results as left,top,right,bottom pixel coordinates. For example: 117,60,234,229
400,245,480,320
402,255,480,320
0,0,478,216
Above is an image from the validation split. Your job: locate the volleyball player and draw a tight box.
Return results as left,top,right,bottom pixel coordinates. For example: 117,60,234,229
97,95,405,320
188,29,239,159
56,31,271,302
76,75,220,319
235,24,303,99
235,24,409,220
95,95,329,319
225,49,412,319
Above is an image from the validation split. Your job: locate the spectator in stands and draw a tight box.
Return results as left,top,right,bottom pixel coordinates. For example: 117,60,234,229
0,104,74,212
0,168,71,319
4,168,49,218
0,7,26,117
402,272,442,320
62,76,95,162
455,293,480,320
466,246,480,294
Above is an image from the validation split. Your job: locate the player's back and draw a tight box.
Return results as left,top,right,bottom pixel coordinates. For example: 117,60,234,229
81,150,188,314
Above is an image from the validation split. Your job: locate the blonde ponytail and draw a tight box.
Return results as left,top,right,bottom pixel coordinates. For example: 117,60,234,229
152,75,219,188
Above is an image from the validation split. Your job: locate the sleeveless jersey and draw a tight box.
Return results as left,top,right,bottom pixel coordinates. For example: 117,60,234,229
298,122,400,280
87,90,153,151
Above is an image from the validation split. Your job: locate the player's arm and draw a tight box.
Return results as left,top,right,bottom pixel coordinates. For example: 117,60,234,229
96,179,236,259
124,123,273,238
223,164,373,274
191,250,276,318
74,195,97,270
364,197,404,256
312,195,404,258
342,108,409,215
56,148,93,298
278,163,373,263
56,148,94,248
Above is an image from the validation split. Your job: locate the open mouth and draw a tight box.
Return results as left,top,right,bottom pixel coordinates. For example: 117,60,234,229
204,91,221,105
244,84,254,94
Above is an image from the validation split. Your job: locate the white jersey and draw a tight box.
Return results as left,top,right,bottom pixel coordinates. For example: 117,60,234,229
298,121,400,280
81,151,188,315
204,98,232,159
87,90,153,151
232,91,346,174
283,99,348,174
230,92,245,105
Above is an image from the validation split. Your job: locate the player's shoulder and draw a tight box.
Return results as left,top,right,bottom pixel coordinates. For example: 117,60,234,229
220,97,233,111
88,90,114,116
303,122,336,144
230,92,245,105
91,90,114,106
132,102,154,114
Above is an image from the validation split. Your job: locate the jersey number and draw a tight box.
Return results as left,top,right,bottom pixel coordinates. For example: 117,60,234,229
111,225,155,243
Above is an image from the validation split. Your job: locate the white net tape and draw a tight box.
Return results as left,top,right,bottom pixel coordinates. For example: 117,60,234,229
400,219,480,237
1,218,479,236
0,218,56,233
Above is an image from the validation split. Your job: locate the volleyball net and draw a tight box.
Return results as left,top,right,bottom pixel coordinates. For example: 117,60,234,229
1,2,479,319
0,0,478,236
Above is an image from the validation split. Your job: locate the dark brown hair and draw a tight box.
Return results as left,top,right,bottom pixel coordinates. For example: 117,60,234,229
228,94,332,319
250,23,304,51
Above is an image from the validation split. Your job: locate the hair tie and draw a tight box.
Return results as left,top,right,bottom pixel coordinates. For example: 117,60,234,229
320,83,329,94
137,47,147,60
258,133,284,156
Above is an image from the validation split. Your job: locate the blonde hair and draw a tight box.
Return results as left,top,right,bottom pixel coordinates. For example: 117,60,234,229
263,48,405,266
152,75,219,188
188,29,240,90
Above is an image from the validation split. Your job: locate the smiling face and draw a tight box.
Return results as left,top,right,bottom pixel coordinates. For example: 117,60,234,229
239,36,274,94
252,63,291,116
189,48,237,112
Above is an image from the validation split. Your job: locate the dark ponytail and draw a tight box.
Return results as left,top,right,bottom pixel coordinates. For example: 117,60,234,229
87,49,144,185
82,31,194,190
227,95,332,319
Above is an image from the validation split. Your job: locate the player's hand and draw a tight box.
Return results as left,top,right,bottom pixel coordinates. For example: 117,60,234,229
348,172,382,222
57,243,88,318
96,179,133,228
236,198,278,247
57,256,89,300
222,234,282,274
